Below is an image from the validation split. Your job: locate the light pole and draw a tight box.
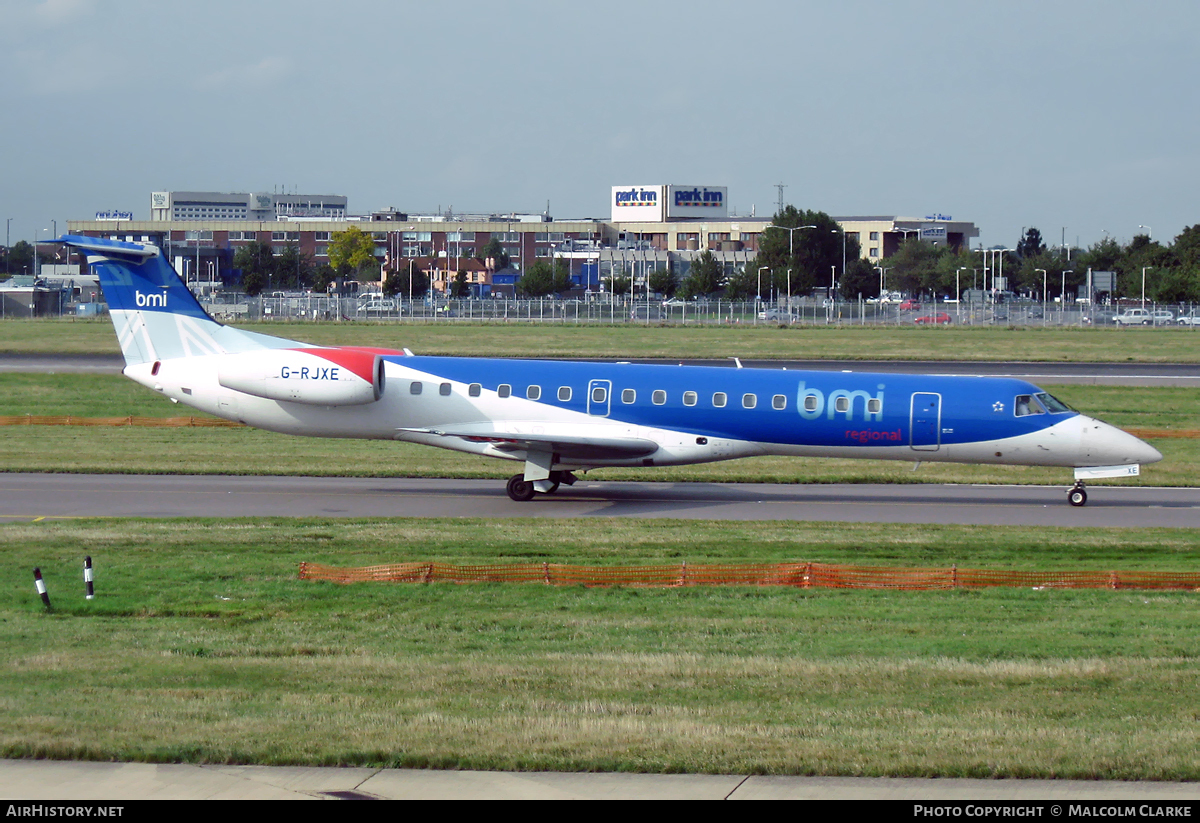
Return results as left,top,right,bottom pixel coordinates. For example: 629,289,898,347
1062,270,1073,308
756,266,769,323
1142,266,1154,312
1138,224,1152,241
766,223,815,310
5,218,10,275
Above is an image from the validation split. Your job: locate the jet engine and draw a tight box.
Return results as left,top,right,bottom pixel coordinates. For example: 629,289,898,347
217,348,385,406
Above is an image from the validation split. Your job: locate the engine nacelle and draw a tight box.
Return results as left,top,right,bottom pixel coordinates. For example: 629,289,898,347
217,348,385,406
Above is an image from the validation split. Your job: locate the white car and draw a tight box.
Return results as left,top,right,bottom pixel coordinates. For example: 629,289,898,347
1177,312,1200,326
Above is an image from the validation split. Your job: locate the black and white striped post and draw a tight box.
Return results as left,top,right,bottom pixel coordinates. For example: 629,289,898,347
84,556,95,600
33,568,51,609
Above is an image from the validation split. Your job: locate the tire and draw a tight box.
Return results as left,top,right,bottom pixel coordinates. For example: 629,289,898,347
506,474,536,502
1068,488,1087,507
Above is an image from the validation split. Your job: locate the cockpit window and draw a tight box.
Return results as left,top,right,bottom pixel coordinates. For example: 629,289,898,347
1036,392,1073,413
1014,394,1046,416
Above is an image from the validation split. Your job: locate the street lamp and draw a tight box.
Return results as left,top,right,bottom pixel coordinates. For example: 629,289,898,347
1138,224,1152,241
766,223,815,310
1142,267,1154,312
756,266,769,324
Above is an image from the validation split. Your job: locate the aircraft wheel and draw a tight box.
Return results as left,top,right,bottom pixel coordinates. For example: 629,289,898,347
506,474,536,502
1068,487,1087,507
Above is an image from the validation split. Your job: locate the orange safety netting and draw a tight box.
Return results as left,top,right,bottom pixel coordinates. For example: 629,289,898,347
299,561,1200,592
0,414,242,427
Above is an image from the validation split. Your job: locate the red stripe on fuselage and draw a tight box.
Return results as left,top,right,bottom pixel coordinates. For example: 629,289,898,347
291,347,403,382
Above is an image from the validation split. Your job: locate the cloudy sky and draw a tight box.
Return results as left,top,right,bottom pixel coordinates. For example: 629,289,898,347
2,0,1197,251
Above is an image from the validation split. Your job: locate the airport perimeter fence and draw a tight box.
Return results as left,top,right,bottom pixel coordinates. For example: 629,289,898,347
21,291,1200,326
298,561,1200,592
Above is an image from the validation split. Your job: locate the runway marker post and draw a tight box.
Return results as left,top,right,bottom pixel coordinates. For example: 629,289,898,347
33,568,51,609
84,556,95,599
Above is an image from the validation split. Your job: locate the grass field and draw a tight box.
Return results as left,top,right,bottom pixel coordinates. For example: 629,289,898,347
3,518,1199,777
5,316,1200,362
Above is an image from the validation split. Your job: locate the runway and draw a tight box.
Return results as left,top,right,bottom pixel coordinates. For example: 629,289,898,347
3,473,1198,527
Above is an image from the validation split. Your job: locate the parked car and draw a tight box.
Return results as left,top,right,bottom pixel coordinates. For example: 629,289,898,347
898,299,921,310
1177,312,1200,326
1113,308,1161,325
759,308,798,323
913,312,952,325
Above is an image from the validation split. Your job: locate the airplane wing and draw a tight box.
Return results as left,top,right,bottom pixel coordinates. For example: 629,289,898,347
398,424,659,461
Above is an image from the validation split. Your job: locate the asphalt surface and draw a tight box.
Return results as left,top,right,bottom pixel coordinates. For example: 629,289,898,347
3,474,1199,527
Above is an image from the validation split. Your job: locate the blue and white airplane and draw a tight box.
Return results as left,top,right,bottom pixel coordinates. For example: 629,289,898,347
59,235,1161,507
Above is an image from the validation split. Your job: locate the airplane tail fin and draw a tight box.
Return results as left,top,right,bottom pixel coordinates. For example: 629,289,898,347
59,235,302,366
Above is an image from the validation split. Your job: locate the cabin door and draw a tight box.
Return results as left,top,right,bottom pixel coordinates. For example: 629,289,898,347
587,379,612,417
910,392,941,451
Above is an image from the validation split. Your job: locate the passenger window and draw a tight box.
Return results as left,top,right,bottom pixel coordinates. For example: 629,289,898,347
835,396,849,413
712,392,727,408
683,391,697,406
804,394,819,412
1014,394,1045,416
622,388,636,404
742,393,757,409
469,383,481,397
497,384,511,398
868,398,881,414
772,395,787,410
527,385,541,400
558,386,572,402
592,386,607,403
652,390,666,405
439,382,452,396
410,381,423,395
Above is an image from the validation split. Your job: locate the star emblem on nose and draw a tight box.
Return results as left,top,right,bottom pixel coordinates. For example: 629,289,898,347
993,401,1005,412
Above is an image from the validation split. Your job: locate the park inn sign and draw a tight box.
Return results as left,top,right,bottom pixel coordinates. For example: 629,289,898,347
611,185,729,222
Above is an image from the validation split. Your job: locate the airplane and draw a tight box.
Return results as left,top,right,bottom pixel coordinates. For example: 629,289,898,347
56,234,1161,507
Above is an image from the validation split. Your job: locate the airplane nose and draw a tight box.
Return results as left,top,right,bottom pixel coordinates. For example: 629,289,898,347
1077,415,1162,466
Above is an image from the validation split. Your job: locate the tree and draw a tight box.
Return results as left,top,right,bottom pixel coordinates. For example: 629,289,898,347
838,258,879,301
517,260,556,297
383,264,429,298
679,250,724,299
452,270,471,298
7,241,34,275
723,266,758,300
273,244,314,291
327,226,377,280
1016,227,1046,259
648,266,677,297
233,240,276,296
604,267,632,296
757,206,851,298
480,237,511,271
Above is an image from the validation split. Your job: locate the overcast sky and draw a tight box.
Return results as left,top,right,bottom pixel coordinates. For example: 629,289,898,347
2,0,1197,251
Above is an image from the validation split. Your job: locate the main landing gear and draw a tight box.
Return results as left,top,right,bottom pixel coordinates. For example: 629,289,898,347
1068,481,1088,507
506,471,576,502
